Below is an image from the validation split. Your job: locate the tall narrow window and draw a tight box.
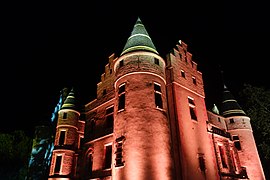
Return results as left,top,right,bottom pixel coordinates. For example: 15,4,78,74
188,97,197,120
59,130,66,146
87,154,93,177
198,153,206,172
105,106,114,129
54,155,62,174
232,135,241,150
218,145,228,168
63,112,67,119
104,144,112,169
192,76,197,85
154,83,163,109
115,136,125,167
118,84,125,111
230,149,237,172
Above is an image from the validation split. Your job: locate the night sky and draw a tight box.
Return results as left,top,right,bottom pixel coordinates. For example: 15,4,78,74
2,1,270,136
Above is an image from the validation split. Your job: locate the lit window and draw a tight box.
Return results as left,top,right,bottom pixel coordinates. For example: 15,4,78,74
188,97,197,120
105,106,114,129
104,144,112,169
115,136,125,167
154,83,163,109
218,145,228,168
59,130,66,146
232,135,241,150
54,155,62,174
118,84,126,111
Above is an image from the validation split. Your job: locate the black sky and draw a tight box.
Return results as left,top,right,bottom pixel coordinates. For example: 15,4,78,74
2,1,270,136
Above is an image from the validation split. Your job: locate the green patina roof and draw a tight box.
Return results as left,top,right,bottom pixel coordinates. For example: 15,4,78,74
220,85,246,117
120,17,158,55
61,88,78,110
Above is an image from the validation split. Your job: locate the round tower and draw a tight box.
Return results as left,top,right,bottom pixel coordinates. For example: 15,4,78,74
112,17,174,180
48,88,81,179
220,84,265,180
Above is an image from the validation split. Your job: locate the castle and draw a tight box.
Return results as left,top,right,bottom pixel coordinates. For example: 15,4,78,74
47,17,265,180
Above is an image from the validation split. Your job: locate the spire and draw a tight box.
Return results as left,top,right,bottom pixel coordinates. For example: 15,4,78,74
220,85,246,117
61,88,78,111
120,17,158,56
212,104,220,115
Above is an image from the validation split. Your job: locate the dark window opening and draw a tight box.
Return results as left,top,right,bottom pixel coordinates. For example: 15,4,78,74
192,77,197,85
118,84,126,111
104,145,112,169
181,70,185,78
118,94,125,111
230,118,235,123
87,154,93,177
63,112,67,119
110,69,112,74
119,60,124,67
103,89,107,96
118,84,125,94
155,93,163,109
154,83,163,109
115,136,125,167
105,106,114,129
154,83,161,92
54,155,62,174
230,149,237,171
219,145,228,168
154,58,159,65
198,155,206,172
188,98,195,105
106,115,114,128
234,141,241,150
59,131,66,145
189,107,197,120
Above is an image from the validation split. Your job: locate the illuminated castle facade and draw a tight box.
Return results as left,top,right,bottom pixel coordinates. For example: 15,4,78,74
48,18,265,180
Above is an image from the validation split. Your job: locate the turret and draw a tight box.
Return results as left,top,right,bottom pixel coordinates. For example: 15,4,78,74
48,88,85,179
112,17,174,180
220,84,265,180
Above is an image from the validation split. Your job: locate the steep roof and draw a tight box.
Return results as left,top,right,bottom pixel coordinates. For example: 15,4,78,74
120,17,158,55
220,84,246,117
61,88,78,111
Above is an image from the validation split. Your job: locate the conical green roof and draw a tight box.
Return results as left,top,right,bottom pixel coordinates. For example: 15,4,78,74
120,17,158,55
220,84,246,117
61,88,78,110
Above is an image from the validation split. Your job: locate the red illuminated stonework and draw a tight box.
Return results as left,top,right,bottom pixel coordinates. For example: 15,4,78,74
48,18,265,180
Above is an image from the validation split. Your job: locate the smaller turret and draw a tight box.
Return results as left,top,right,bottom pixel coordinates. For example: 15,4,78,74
219,84,265,180
48,88,85,179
